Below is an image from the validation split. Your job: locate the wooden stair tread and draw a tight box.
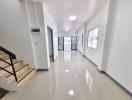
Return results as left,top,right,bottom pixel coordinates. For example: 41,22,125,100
0,61,23,78
17,69,36,89
6,65,29,83
17,68,35,83
0,51,5,55
0,59,22,69
5,64,28,78
0,53,8,58
9,68,35,87
0,55,9,62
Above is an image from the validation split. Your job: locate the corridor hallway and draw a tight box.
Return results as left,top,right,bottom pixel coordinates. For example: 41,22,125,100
1,51,131,100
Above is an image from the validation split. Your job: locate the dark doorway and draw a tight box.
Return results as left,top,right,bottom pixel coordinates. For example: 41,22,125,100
71,36,77,50
47,26,54,62
58,37,64,50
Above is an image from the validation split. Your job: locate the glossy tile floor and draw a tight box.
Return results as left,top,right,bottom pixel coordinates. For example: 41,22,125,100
1,51,132,100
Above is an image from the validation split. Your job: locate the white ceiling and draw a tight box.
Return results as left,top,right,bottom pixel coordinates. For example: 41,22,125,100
31,0,108,33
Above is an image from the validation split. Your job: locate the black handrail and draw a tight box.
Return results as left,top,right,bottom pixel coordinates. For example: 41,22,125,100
0,46,17,81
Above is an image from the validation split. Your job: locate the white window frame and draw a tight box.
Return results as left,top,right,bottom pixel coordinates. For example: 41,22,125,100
87,28,99,49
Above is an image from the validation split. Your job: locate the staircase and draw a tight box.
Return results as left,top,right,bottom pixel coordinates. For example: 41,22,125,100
0,48,36,91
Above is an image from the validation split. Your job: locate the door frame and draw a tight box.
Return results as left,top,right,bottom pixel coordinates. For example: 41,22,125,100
47,26,54,62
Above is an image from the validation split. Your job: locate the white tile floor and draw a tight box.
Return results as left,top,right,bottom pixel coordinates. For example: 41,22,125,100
1,51,132,100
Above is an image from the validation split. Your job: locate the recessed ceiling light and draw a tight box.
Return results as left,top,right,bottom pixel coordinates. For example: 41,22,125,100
65,28,69,31
69,15,77,21
65,69,70,72
68,90,75,96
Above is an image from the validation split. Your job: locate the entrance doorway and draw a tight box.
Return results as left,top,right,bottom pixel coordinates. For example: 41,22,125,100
47,26,54,62
58,36,77,51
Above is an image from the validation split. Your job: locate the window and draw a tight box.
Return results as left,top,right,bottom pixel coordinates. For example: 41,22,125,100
88,31,92,48
87,28,99,49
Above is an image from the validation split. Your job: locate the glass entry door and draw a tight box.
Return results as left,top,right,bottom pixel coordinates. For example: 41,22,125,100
71,36,77,50
58,37,64,50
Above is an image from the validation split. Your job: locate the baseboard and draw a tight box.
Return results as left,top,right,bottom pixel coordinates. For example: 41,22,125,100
54,55,58,62
83,54,98,67
37,69,49,71
77,50,83,55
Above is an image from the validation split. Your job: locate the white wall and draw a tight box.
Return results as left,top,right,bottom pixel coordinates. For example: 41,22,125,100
103,0,132,93
84,0,110,69
0,0,34,66
58,32,77,37
78,0,132,93
77,25,85,53
43,4,58,63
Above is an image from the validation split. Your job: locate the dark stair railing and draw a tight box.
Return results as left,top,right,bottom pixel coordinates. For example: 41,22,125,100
0,46,17,81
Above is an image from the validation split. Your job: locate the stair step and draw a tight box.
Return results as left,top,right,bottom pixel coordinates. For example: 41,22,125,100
6,65,29,83
0,54,9,62
17,69,36,89
6,64,28,78
17,68,34,83
0,59,22,69
0,51,5,55
17,68,33,83
0,61,23,78
0,53,8,58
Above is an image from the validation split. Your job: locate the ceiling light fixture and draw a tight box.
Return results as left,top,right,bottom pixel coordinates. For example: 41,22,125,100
65,28,69,31
65,69,70,72
68,90,75,96
69,15,77,21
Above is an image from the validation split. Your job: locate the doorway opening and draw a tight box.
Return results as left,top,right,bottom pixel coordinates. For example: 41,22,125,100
47,26,54,62
58,36,77,51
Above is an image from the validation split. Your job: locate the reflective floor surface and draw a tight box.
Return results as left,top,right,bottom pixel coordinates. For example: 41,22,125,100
1,51,132,100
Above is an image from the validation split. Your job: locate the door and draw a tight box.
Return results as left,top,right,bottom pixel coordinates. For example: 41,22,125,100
58,37,64,50
71,36,77,50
